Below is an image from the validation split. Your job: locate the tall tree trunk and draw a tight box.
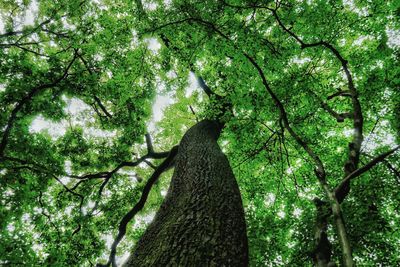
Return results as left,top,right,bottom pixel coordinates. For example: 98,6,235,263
124,120,249,266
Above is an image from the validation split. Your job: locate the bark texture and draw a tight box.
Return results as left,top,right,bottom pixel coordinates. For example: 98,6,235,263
124,120,248,266
312,198,335,267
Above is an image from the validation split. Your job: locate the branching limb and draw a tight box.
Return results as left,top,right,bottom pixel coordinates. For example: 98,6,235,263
270,7,364,169
335,146,400,201
327,90,352,100
144,159,157,169
146,13,327,181
88,136,172,211
310,89,353,122
0,51,78,158
93,96,113,119
98,146,179,267
38,191,61,240
52,174,85,212
244,54,327,181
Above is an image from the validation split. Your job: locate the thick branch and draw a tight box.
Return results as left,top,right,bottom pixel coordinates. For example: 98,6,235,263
145,133,154,154
335,146,400,202
93,96,113,119
321,103,353,122
196,75,215,97
327,90,352,100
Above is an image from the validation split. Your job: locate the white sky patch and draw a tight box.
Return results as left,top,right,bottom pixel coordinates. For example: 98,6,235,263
264,193,276,207
30,115,67,138
386,27,400,49
61,16,76,30
85,127,117,138
353,35,374,46
65,160,72,174
0,83,6,92
24,0,38,26
277,210,286,219
133,212,155,229
7,223,15,232
3,188,13,197
63,96,91,115
30,96,116,139
131,30,139,48
166,70,177,79
0,15,4,33
343,0,368,16
33,206,43,214
343,128,353,138
143,1,158,11
60,175,71,184
147,92,175,132
117,169,139,183
362,132,396,153
186,72,202,97
290,56,312,65
92,0,108,11
160,189,167,197
64,206,73,216
293,208,302,218
117,251,131,266
145,38,161,54
82,201,96,215
102,233,114,250
163,0,172,8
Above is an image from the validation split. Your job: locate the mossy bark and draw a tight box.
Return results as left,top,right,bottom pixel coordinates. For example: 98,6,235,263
124,120,248,266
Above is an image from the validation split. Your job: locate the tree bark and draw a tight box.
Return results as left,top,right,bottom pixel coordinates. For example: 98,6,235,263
124,120,249,266
312,198,334,267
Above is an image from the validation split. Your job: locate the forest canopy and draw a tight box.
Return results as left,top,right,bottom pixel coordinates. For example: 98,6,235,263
1,0,399,266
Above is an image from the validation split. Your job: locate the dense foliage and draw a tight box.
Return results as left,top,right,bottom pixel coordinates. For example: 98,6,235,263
1,0,399,266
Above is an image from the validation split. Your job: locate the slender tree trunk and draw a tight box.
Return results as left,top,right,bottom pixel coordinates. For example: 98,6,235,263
124,120,249,266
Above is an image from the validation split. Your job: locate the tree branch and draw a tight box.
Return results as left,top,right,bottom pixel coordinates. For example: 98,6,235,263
335,146,400,201
0,51,78,158
327,90,352,100
244,53,326,181
98,145,179,267
270,7,364,201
